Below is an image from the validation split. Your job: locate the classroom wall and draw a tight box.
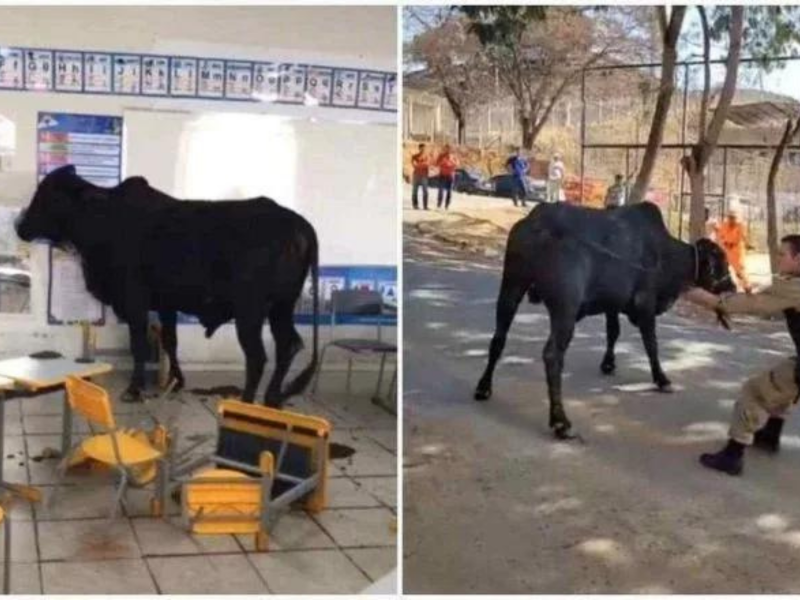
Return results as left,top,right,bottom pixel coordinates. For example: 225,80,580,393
0,6,398,369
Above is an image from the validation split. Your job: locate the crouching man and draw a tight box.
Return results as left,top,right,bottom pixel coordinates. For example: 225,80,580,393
685,234,800,476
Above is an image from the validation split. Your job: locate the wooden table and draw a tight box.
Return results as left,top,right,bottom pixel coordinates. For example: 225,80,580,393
0,357,113,464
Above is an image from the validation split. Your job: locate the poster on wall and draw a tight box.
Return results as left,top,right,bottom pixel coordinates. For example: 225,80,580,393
54,51,83,92
113,55,141,94
225,61,253,100
37,112,122,325
332,70,358,107
279,64,307,103
198,59,224,98
141,56,169,95
357,72,385,109
0,48,23,89
383,73,397,110
171,57,197,96
24,50,53,91
253,63,279,102
84,53,112,93
306,66,333,105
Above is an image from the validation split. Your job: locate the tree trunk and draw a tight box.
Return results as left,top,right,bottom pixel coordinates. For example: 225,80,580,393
521,115,535,150
767,118,800,271
685,7,744,241
457,117,466,145
629,6,686,204
685,154,706,242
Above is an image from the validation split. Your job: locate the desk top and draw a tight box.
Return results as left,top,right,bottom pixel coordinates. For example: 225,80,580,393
0,357,113,391
0,376,14,391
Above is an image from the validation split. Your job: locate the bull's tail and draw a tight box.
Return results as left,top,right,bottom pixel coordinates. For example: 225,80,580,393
527,286,542,304
278,229,320,402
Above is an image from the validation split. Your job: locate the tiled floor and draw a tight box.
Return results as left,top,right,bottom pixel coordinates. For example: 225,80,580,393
0,368,397,594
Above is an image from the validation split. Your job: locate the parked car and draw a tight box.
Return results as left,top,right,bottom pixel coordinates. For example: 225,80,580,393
490,174,547,203
429,168,493,196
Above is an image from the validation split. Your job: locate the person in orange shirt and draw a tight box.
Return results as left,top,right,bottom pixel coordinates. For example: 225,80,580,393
716,207,752,293
436,145,458,210
411,143,430,210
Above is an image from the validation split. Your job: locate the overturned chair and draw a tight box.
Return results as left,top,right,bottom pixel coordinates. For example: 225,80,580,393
153,399,331,551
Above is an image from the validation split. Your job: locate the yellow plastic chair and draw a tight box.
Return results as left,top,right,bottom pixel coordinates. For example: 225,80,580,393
158,400,330,551
49,376,167,519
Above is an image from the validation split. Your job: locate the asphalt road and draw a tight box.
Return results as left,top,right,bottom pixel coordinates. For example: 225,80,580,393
403,223,800,594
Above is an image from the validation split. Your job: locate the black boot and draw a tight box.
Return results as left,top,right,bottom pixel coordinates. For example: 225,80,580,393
699,439,744,476
753,417,784,454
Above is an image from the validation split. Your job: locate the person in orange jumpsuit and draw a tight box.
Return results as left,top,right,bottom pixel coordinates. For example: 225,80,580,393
716,208,753,293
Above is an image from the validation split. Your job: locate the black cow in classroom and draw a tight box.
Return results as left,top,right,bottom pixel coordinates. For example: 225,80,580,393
16,165,319,406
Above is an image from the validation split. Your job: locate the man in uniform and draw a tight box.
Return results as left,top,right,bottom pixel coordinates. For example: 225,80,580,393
685,234,800,476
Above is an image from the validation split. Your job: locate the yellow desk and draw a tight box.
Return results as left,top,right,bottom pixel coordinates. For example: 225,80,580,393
0,357,113,459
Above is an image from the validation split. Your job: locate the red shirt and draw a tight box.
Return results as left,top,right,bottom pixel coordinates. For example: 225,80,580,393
437,153,457,178
411,152,430,177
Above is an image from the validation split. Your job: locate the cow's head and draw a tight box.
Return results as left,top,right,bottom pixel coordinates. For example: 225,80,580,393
15,165,83,246
694,238,736,294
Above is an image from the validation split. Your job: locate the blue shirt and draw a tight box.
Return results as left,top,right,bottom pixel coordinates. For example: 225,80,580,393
507,155,529,179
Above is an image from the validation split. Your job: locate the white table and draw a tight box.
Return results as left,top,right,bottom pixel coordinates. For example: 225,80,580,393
0,357,113,468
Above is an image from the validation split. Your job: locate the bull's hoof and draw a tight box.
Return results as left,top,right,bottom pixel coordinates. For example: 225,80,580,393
474,387,492,401
121,388,144,403
656,380,673,393
552,423,575,440
600,359,616,375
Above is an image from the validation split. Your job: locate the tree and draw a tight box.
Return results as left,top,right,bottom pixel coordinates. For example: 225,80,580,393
460,6,633,150
683,6,745,242
407,11,495,144
767,116,800,271
628,7,687,204
684,6,800,242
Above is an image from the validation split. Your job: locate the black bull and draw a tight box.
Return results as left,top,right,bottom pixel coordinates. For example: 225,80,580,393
474,202,735,439
16,165,319,407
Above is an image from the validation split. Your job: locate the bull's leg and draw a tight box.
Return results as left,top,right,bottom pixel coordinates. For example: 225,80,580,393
638,317,672,392
264,302,303,407
123,316,149,403
544,314,576,439
600,311,621,375
158,310,185,391
235,315,268,403
475,279,527,401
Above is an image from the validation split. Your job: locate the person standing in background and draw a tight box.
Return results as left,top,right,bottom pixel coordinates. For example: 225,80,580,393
411,143,430,210
717,205,753,293
548,153,565,203
505,147,530,207
604,173,626,209
436,145,458,210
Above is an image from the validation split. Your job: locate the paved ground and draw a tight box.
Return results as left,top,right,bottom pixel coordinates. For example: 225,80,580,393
403,219,800,594
1,367,396,594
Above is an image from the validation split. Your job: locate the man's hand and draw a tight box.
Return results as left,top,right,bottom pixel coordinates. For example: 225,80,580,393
684,287,732,329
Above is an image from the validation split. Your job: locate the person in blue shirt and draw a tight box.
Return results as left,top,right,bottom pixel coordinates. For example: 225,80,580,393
505,147,530,207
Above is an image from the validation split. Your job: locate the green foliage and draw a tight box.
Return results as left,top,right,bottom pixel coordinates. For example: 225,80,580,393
710,6,800,70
